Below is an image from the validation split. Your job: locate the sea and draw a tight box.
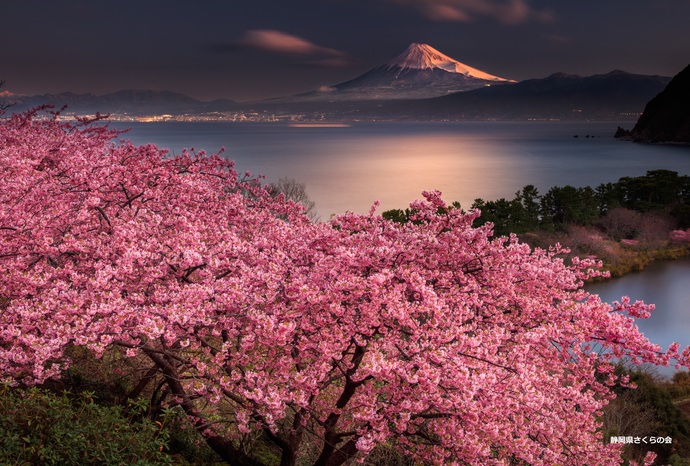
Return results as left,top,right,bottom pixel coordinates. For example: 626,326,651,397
112,119,690,374
111,120,690,219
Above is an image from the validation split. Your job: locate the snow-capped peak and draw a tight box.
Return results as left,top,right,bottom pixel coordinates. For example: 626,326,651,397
387,43,513,82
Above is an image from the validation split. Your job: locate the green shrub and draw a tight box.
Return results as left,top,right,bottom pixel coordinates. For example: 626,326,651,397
0,385,171,465
158,406,224,465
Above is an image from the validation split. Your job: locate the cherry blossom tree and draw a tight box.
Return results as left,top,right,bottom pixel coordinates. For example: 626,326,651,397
1,110,686,466
670,228,690,243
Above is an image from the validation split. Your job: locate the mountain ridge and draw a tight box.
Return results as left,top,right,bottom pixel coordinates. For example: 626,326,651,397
339,70,672,120
385,43,513,82
270,43,515,102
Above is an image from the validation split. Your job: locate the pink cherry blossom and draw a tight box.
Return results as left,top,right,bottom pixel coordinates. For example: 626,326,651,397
1,109,686,465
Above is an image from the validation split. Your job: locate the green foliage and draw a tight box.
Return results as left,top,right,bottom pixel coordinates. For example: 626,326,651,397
541,185,600,228
382,202,462,226
382,208,412,224
384,171,690,236
606,370,690,465
0,385,171,466
472,186,542,236
616,170,690,214
471,197,521,236
475,170,690,234
159,407,224,465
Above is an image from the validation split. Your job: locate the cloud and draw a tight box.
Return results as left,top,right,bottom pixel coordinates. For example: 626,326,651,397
240,30,347,58
384,0,554,24
207,29,353,67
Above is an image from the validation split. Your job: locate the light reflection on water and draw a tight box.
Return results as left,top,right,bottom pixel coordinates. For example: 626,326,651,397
302,132,524,216
112,121,690,219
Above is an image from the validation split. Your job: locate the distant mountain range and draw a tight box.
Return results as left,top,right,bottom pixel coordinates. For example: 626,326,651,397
369,69,672,120
1,89,238,116
0,43,673,121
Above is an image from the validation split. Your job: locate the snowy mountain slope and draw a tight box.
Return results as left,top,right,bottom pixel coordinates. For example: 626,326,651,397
276,43,515,102
386,43,512,82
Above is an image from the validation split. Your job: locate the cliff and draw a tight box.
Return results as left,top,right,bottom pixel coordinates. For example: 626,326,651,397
629,64,690,143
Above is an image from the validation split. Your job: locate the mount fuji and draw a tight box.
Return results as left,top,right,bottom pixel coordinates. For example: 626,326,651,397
283,43,515,102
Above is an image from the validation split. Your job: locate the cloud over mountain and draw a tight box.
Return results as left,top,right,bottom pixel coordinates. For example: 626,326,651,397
235,30,352,67
204,30,352,69
242,30,345,56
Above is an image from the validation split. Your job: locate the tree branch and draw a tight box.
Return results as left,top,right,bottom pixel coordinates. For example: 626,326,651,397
142,347,265,466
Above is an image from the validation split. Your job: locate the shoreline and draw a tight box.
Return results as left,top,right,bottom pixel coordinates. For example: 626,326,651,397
519,229,690,283
595,244,690,281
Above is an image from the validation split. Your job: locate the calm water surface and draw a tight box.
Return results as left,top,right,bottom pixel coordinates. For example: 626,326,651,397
113,121,690,219
587,259,690,375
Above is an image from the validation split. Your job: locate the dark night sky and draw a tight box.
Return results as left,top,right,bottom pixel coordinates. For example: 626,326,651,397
2,0,690,102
